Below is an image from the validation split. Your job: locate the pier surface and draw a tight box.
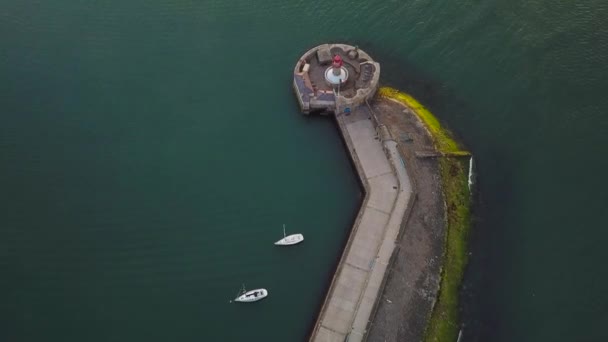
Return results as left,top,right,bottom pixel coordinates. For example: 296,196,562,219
365,98,446,341
309,106,413,342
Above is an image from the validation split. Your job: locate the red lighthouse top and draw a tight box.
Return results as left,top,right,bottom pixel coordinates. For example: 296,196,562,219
332,55,343,68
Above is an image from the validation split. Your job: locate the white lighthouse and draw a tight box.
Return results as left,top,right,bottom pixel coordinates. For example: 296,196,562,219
324,54,349,86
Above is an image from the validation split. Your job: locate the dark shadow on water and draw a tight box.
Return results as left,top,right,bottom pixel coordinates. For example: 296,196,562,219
460,148,517,342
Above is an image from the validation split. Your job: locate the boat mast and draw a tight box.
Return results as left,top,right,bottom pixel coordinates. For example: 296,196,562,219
283,224,286,238
234,283,245,300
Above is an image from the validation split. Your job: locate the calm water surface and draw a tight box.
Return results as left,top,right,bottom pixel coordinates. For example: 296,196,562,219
1,0,607,341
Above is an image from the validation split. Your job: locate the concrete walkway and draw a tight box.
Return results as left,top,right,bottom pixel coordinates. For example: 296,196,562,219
310,106,413,342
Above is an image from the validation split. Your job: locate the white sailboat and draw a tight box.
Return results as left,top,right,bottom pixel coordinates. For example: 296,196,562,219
232,284,268,303
274,224,304,246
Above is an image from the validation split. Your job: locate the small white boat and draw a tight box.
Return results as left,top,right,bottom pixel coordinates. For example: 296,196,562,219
274,224,304,246
233,284,268,303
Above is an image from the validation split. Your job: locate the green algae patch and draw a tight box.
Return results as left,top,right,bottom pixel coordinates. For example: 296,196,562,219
379,87,472,342
427,156,471,341
378,87,463,154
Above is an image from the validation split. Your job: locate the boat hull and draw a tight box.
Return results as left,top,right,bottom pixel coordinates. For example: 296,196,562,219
234,289,268,302
274,234,304,246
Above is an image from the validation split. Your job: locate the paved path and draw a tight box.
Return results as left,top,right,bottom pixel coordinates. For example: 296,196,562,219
310,106,413,342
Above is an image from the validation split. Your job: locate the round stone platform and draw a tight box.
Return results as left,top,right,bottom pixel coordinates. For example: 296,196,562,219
293,43,380,115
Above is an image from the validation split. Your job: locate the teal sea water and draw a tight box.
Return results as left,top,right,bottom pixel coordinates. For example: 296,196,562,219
1,1,607,341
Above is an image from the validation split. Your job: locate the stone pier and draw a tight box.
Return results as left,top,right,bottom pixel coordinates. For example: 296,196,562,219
308,105,413,342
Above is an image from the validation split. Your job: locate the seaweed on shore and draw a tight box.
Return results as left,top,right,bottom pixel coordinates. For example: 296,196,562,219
379,87,472,342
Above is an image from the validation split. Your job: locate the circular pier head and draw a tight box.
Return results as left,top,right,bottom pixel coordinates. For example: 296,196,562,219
293,44,380,114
